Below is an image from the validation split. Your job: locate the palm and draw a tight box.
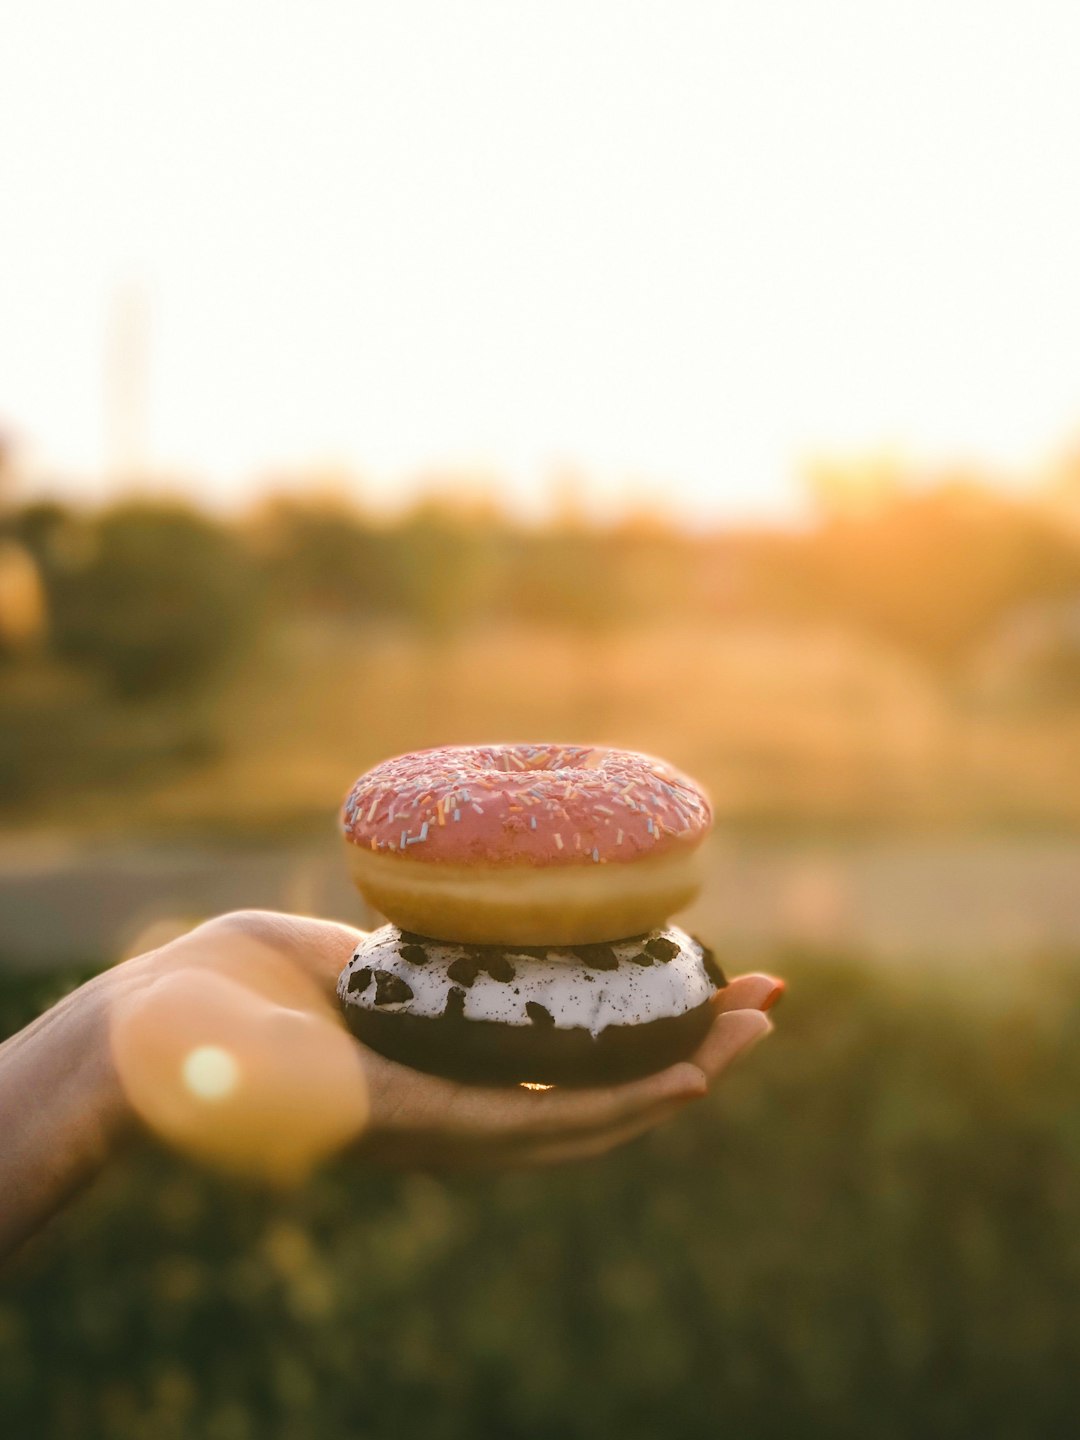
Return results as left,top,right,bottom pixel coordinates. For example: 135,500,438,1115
107,910,777,1177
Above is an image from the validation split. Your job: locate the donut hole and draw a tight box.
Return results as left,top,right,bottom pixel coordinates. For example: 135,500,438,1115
487,744,600,775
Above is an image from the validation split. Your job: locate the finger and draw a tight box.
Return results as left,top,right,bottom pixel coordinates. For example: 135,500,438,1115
367,1003,771,1150
516,1101,692,1168
516,1011,775,1167
505,1008,775,1165
506,1080,718,1167
358,1012,769,1168
109,968,369,1181
360,1046,708,1148
466,1060,710,1142
174,910,366,996
377,1086,699,1170
688,1008,772,1083
715,973,786,1013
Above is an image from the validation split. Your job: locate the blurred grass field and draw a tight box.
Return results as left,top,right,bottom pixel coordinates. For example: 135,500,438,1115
3,486,1080,839
5,954,1080,1440
4,488,1080,1437
6,4,1080,1426
7,616,1080,839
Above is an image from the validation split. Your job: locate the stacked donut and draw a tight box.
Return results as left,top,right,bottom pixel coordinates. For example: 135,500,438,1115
336,744,722,1086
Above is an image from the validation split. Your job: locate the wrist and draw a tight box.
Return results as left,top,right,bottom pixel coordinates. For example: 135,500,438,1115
0,972,134,1258
65,973,137,1155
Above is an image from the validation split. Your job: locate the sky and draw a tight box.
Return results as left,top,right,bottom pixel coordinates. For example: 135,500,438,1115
2,1,1080,523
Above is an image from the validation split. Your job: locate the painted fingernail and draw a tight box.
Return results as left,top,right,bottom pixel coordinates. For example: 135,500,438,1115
725,1011,772,1062
763,981,786,1011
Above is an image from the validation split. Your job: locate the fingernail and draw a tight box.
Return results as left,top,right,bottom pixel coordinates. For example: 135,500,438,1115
725,1010,772,1062
762,981,786,1012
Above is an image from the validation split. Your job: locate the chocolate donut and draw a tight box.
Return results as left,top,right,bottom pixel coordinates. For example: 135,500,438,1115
337,923,726,1087
341,743,712,945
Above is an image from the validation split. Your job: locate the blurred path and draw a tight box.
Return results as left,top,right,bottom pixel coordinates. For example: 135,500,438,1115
1,835,1079,970
0,837,366,971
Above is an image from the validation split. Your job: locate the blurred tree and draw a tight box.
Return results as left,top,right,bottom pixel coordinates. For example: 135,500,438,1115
253,496,403,620
970,597,1080,706
394,498,510,639
804,483,1080,671
805,452,905,522
1041,441,1080,539
607,513,690,625
0,541,47,655
36,500,259,700
510,523,625,632
0,429,16,512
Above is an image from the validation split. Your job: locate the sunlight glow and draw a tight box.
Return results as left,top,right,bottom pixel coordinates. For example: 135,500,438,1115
4,3,1080,519
182,1046,240,1103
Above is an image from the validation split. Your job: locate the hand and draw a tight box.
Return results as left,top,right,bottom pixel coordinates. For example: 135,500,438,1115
107,910,780,1173
0,909,781,1255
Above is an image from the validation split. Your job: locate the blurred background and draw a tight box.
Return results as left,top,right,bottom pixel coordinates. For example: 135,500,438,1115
4,3,1080,1437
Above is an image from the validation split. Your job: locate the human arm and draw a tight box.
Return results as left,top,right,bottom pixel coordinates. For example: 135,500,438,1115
0,910,779,1259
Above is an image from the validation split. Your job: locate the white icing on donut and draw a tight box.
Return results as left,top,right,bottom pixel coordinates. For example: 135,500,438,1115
337,925,714,1038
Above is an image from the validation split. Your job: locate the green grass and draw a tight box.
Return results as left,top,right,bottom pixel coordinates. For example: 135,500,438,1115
4,954,1080,1439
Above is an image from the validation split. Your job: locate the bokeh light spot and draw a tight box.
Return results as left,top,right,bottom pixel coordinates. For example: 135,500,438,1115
182,1045,239,1101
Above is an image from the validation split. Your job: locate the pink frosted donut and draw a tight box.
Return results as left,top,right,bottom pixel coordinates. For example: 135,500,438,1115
341,743,711,944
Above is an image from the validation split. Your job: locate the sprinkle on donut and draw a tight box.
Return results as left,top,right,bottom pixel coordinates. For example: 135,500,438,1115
340,744,711,866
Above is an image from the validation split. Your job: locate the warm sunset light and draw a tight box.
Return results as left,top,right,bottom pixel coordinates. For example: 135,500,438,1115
108,969,370,1181
6,9,1080,1436
181,1045,240,1103
4,2,1080,519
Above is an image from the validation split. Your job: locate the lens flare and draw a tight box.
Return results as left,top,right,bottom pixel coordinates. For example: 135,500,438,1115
181,1045,239,1101
109,966,369,1183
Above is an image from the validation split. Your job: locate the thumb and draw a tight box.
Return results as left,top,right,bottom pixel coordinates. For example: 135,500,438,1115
173,909,366,997
110,965,370,1183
